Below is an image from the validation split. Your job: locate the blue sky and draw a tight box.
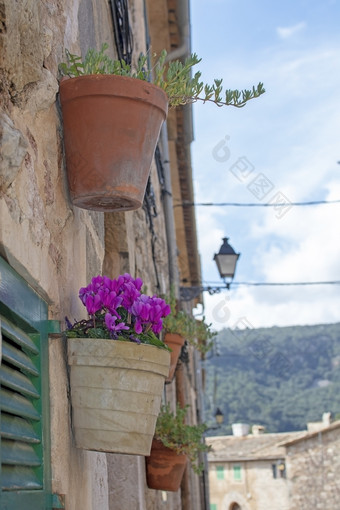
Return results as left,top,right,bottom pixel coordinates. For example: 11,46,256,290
189,0,340,329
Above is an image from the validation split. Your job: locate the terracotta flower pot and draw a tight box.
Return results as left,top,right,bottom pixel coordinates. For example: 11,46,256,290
59,75,168,212
164,333,185,383
67,338,170,455
146,439,188,491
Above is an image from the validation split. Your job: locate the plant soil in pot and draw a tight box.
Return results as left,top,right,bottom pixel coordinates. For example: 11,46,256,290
59,75,168,212
146,438,188,491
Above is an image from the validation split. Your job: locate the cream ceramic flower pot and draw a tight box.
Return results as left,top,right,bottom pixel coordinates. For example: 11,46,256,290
67,338,170,455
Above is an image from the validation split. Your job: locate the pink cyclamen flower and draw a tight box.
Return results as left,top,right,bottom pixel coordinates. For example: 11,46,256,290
105,313,129,333
85,293,102,315
76,273,170,339
98,288,122,315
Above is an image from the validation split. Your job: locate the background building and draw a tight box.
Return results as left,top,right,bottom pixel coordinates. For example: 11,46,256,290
207,416,340,510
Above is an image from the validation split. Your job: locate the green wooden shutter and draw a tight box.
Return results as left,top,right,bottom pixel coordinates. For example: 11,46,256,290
216,465,224,480
233,464,242,481
0,257,53,509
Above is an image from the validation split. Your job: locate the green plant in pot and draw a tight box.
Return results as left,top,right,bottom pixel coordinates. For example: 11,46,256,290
59,44,265,212
162,290,217,380
161,291,197,382
194,316,217,356
60,44,265,108
146,403,212,491
65,273,172,456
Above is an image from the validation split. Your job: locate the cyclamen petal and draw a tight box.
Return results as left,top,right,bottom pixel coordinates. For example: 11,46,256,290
115,322,129,332
79,287,88,305
85,294,102,315
134,277,143,291
105,313,115,330
105,313,128,332
163,304,171,317
151,320,163,334
134,319,143,334
90,275,105,291
149,304,162,323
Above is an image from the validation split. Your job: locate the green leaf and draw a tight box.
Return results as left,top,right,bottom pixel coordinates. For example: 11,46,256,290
59,45,265,108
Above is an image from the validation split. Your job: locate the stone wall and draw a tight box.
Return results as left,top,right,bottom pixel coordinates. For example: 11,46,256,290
0,0,196,509
286,427,340,510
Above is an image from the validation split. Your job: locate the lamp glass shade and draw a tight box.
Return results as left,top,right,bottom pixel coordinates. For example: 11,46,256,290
215,407,224,425
213,238,240,279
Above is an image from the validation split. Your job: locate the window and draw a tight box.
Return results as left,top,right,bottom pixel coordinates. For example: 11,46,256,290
272,463,277,479
0,257,52,509
277,461,286,478
272,460,286,479
216,465,225,480
233,464,242,481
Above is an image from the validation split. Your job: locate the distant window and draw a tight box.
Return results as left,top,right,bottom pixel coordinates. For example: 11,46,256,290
233,465,242,481
272,463,277,479
277,461,286,478
216,465,224,480
272,460,286,479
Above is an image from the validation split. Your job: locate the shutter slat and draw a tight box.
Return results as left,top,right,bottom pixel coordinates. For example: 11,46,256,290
1,316,39,355
1,413,40,443
1,388,40,421
2,439,41,466
1,465,42,491
2,339,39,377
0,259,50,503
0,365,40,399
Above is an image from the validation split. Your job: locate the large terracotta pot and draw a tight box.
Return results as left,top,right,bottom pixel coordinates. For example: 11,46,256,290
67,338,170,455
164,333,185,383
146,439,188,491
59,75,168,212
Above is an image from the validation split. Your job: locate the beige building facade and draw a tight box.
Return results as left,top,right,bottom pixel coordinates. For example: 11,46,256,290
0,1,205,509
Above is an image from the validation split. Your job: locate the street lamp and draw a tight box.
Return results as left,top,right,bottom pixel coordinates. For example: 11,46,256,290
213,237,240,282
179,236,240,301
214,407,224,426
205,407,224,432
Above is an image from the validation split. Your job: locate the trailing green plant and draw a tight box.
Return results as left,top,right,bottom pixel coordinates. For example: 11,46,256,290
154,403,212,474
59,43,265,108
162,291,215,354
195,317,217,355
162,291,196,340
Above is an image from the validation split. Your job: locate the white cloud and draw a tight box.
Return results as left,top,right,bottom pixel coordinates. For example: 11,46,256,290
276,21,306,39
202,280,340,331
191,13,340,330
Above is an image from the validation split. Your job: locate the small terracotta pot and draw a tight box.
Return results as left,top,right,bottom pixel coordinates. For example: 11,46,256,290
146,439,188,492
59,75,168,212
164,333,185,383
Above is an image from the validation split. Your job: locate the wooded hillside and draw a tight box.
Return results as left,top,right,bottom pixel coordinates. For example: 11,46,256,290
203,323,340,435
